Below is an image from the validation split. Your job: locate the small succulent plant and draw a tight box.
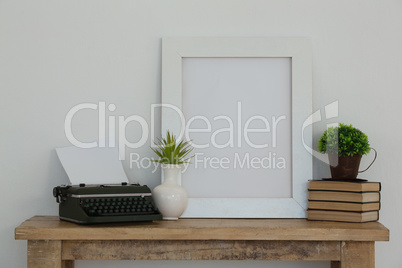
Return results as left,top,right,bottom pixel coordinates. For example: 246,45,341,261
151,131,194,164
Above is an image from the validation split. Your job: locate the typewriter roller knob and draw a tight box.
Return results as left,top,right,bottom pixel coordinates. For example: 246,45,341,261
53,187,58,198
53,187,61,203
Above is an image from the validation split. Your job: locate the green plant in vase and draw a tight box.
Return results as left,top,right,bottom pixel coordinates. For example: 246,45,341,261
318,123,375,179
151,130,194,220
151,130,193,165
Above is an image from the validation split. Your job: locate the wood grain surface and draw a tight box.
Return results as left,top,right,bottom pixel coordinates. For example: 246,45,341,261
27,240,74,268
61,240,340,261
15,216,389,241
16,216,389,268
340,241,375,268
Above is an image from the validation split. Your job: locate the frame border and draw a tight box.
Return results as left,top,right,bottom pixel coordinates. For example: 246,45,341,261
161,37,312,218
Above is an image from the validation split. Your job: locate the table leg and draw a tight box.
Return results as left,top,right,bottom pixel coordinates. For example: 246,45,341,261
331,261,340,268
340,241,375,268
62,260,75,268
27,240,72,268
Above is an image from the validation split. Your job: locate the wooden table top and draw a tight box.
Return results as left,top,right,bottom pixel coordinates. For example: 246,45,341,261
15,216,389,242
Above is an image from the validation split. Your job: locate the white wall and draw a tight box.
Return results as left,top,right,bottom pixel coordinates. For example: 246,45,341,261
1,0,401,267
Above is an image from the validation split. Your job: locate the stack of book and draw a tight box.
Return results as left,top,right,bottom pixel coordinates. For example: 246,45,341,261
307,179,381,223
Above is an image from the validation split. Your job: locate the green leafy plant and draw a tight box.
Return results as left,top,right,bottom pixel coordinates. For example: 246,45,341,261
318,123,370,157
151,131,194,164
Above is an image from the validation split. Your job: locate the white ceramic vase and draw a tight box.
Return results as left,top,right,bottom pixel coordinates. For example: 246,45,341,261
152,164,188,220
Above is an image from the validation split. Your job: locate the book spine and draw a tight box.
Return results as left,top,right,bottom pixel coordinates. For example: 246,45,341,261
308,208,380,213
308,200,380,204
308,189,379,194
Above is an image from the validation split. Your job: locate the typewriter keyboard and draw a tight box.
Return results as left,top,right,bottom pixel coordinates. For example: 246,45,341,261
80,196,160,217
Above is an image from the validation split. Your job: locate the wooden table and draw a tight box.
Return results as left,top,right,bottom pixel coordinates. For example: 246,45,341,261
15,216,389,268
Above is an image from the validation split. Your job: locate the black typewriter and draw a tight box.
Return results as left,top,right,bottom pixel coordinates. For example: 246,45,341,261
53,183,162,224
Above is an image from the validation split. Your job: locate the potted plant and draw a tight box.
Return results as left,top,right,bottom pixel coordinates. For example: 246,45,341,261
151,131,193,220
318,123,375,179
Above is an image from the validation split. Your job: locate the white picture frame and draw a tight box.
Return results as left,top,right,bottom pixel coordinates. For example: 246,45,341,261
161,37,312,218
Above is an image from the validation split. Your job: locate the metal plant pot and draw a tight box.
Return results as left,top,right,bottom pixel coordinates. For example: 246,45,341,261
327,148,377,180
328,154,362,179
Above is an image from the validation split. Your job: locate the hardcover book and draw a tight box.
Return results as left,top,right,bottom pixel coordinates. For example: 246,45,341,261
307,210,379,223
308,200,380,212
308,190,380,203
309,180,381,192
